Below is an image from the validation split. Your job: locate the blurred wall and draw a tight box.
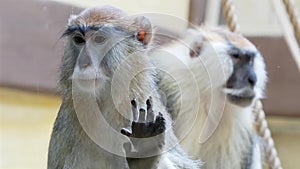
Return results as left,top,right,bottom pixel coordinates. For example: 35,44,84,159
0,0,299,116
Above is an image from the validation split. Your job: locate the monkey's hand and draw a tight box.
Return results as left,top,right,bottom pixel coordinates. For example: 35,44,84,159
121,97,165,169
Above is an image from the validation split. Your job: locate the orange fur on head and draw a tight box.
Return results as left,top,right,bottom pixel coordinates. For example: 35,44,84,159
210,28,256,50
67,5,152,45
68,5,126,27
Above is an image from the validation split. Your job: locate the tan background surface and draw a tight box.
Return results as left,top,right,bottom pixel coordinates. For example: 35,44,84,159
1,88,299,169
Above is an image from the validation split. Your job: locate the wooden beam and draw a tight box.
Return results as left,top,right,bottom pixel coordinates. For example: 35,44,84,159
272,0,300,72
188,0,207,26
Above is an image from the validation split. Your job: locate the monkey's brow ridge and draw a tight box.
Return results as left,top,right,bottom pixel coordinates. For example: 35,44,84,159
62,25,102,37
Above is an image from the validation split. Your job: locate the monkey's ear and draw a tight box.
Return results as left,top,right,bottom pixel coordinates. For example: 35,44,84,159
134,16,152,45
185,29,205,58
190,41,203,58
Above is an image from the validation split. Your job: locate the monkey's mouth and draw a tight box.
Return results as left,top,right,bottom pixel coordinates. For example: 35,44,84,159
75,78,99,84
72,70,110,92
73,77,102,91
75,77,98,81
224,88,255,107
227,94,254,107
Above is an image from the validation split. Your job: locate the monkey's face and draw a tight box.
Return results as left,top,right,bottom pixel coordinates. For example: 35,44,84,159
223,34,267,107
189,29,267,107
224,47,260,107
60,6,152,93
65,25,131,92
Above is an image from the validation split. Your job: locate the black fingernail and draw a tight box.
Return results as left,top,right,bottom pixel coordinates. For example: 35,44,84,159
121,128,132,137
131,99,137,107
139,108,146,113
147,96,152,103
146,97,152,109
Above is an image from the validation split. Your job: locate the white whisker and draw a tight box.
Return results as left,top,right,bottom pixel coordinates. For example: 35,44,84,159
223,87,248,96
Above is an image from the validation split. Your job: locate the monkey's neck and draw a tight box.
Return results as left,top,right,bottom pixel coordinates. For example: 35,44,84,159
176,65,255,168
200,101,254,169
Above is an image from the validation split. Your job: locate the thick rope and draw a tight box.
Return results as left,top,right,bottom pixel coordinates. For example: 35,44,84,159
272,0,300,71
282,0,300,46
221,0,240,32
221,0,283,169
254,100,283,169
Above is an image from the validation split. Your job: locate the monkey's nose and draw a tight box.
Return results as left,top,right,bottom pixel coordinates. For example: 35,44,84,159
248,72,257,87
78,54,91,69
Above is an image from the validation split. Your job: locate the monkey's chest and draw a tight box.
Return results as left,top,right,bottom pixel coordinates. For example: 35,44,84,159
64,140,128,169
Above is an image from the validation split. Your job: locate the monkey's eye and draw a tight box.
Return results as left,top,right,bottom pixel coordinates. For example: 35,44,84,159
72,35,86,45
93,35,106,44
231,53,240,59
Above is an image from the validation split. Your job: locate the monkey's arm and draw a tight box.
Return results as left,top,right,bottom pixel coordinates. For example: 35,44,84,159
48,103,76,169
121,97,166,169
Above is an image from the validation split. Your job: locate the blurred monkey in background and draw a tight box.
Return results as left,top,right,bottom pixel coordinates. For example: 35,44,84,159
153,28,267,169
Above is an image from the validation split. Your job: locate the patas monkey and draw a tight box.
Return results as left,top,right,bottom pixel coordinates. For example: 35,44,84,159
47,6,201,169
152,28,267,169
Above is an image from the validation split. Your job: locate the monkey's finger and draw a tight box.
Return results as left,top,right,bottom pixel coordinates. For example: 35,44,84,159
121,128,132,137
146,97,155,122
131,99,138,121
138,108,146,122
146,96,153,111
123,142,133,156
157,112,163,119
154,112,166,134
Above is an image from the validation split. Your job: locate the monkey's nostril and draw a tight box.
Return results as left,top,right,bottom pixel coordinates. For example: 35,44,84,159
79,62,90,69
78,54,91,69
248,74,257,87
